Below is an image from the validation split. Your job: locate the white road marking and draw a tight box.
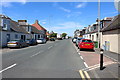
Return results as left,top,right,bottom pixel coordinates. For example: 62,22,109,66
78,53,81,55
84,62,89,68
48,46,53,49
82,61,116,71
0,63,17,73
80,56,83,60
30,51,43,57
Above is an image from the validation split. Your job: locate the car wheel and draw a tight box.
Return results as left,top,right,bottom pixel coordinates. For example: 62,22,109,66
79,48,82,51
19,45,22,48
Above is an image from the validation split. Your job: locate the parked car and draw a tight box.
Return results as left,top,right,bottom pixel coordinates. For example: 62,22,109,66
72,37,77,43
50,37,55,41
7,39,28,48
26,39,37,46
78,39,94,50
37,38,46,44
75,37,84,47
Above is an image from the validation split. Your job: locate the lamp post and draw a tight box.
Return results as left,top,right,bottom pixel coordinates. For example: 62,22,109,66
98,0,100,49
97,0,104,70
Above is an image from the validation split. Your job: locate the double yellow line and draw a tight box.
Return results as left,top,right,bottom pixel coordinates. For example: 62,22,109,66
79,70,91,80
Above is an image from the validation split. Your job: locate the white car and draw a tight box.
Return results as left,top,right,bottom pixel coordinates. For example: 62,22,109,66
37,38,46,44
72,37,77,43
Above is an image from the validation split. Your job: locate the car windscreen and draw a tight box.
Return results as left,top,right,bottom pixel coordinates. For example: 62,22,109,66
9,40,20,42
82,40,92,43
38,39,43,40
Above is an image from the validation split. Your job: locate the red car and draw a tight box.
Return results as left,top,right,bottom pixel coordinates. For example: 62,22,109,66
78,39,94,50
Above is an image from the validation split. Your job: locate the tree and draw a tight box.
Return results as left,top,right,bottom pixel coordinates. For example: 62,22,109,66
49,33,57,38
62,33,67,39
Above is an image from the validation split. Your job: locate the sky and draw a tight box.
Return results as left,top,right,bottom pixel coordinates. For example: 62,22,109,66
1,2,118,36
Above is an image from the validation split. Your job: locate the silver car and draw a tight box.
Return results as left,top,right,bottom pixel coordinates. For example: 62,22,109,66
7,39,28,48
75,38,84,47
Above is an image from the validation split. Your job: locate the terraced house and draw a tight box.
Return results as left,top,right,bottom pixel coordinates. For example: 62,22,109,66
101,14,120,54
32,20,47,39
0,15,30,47
18,20,41,40
0,15,46,47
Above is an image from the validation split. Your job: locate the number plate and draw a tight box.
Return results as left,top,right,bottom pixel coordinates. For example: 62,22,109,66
85,44,90,45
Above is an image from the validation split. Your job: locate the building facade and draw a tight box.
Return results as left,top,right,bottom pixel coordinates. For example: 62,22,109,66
0,15,30,47
101,15,120,54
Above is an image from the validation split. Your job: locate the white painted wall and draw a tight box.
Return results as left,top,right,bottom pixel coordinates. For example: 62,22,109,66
102,30,119,53
0,31,30,47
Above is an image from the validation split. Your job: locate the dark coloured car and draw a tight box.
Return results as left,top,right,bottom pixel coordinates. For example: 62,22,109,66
26,39,37,46
50,38,55,41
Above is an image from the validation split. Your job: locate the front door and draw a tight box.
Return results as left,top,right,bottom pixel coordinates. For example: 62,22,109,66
6,34,10,42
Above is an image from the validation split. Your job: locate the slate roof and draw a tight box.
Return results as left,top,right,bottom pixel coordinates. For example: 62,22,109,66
10,20,28,33
101,14,120,32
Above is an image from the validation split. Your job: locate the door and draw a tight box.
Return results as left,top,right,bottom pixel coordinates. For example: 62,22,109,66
6,34,10,42
21,35,26,41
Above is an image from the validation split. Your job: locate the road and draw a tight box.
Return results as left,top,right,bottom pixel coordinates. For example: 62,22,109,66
1,39,86,78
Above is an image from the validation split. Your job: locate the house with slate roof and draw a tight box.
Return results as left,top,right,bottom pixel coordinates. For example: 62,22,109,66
0,15,31,47
18,20,42,40
101,14,120,54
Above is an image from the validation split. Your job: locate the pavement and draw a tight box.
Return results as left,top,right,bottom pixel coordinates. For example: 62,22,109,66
73,42,119,80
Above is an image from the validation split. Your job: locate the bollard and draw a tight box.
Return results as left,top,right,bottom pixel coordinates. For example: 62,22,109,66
100,49,104,70
100,53,103,70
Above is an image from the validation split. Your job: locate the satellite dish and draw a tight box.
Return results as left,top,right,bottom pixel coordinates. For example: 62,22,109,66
114,0,120,12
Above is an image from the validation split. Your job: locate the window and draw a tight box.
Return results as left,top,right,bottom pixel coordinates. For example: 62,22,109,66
15,34,18,39
3,23,7,28
82,40,92,43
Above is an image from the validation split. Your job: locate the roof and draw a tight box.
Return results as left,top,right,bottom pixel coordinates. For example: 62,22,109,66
46,31,50,35
10,20,28,33
101,14,120,32
0,14,11,19
31,25,40,34
32,20,47,31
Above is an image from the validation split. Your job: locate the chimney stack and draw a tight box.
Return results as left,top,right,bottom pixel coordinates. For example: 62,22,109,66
35,20,39,24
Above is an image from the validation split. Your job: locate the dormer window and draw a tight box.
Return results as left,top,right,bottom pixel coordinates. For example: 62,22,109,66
2,23,7,30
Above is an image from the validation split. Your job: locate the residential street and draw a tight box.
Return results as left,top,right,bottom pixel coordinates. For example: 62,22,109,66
2,39,86,78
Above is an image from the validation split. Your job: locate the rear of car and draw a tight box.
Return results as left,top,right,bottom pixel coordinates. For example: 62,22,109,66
7,40,20,48
78,39,94,50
